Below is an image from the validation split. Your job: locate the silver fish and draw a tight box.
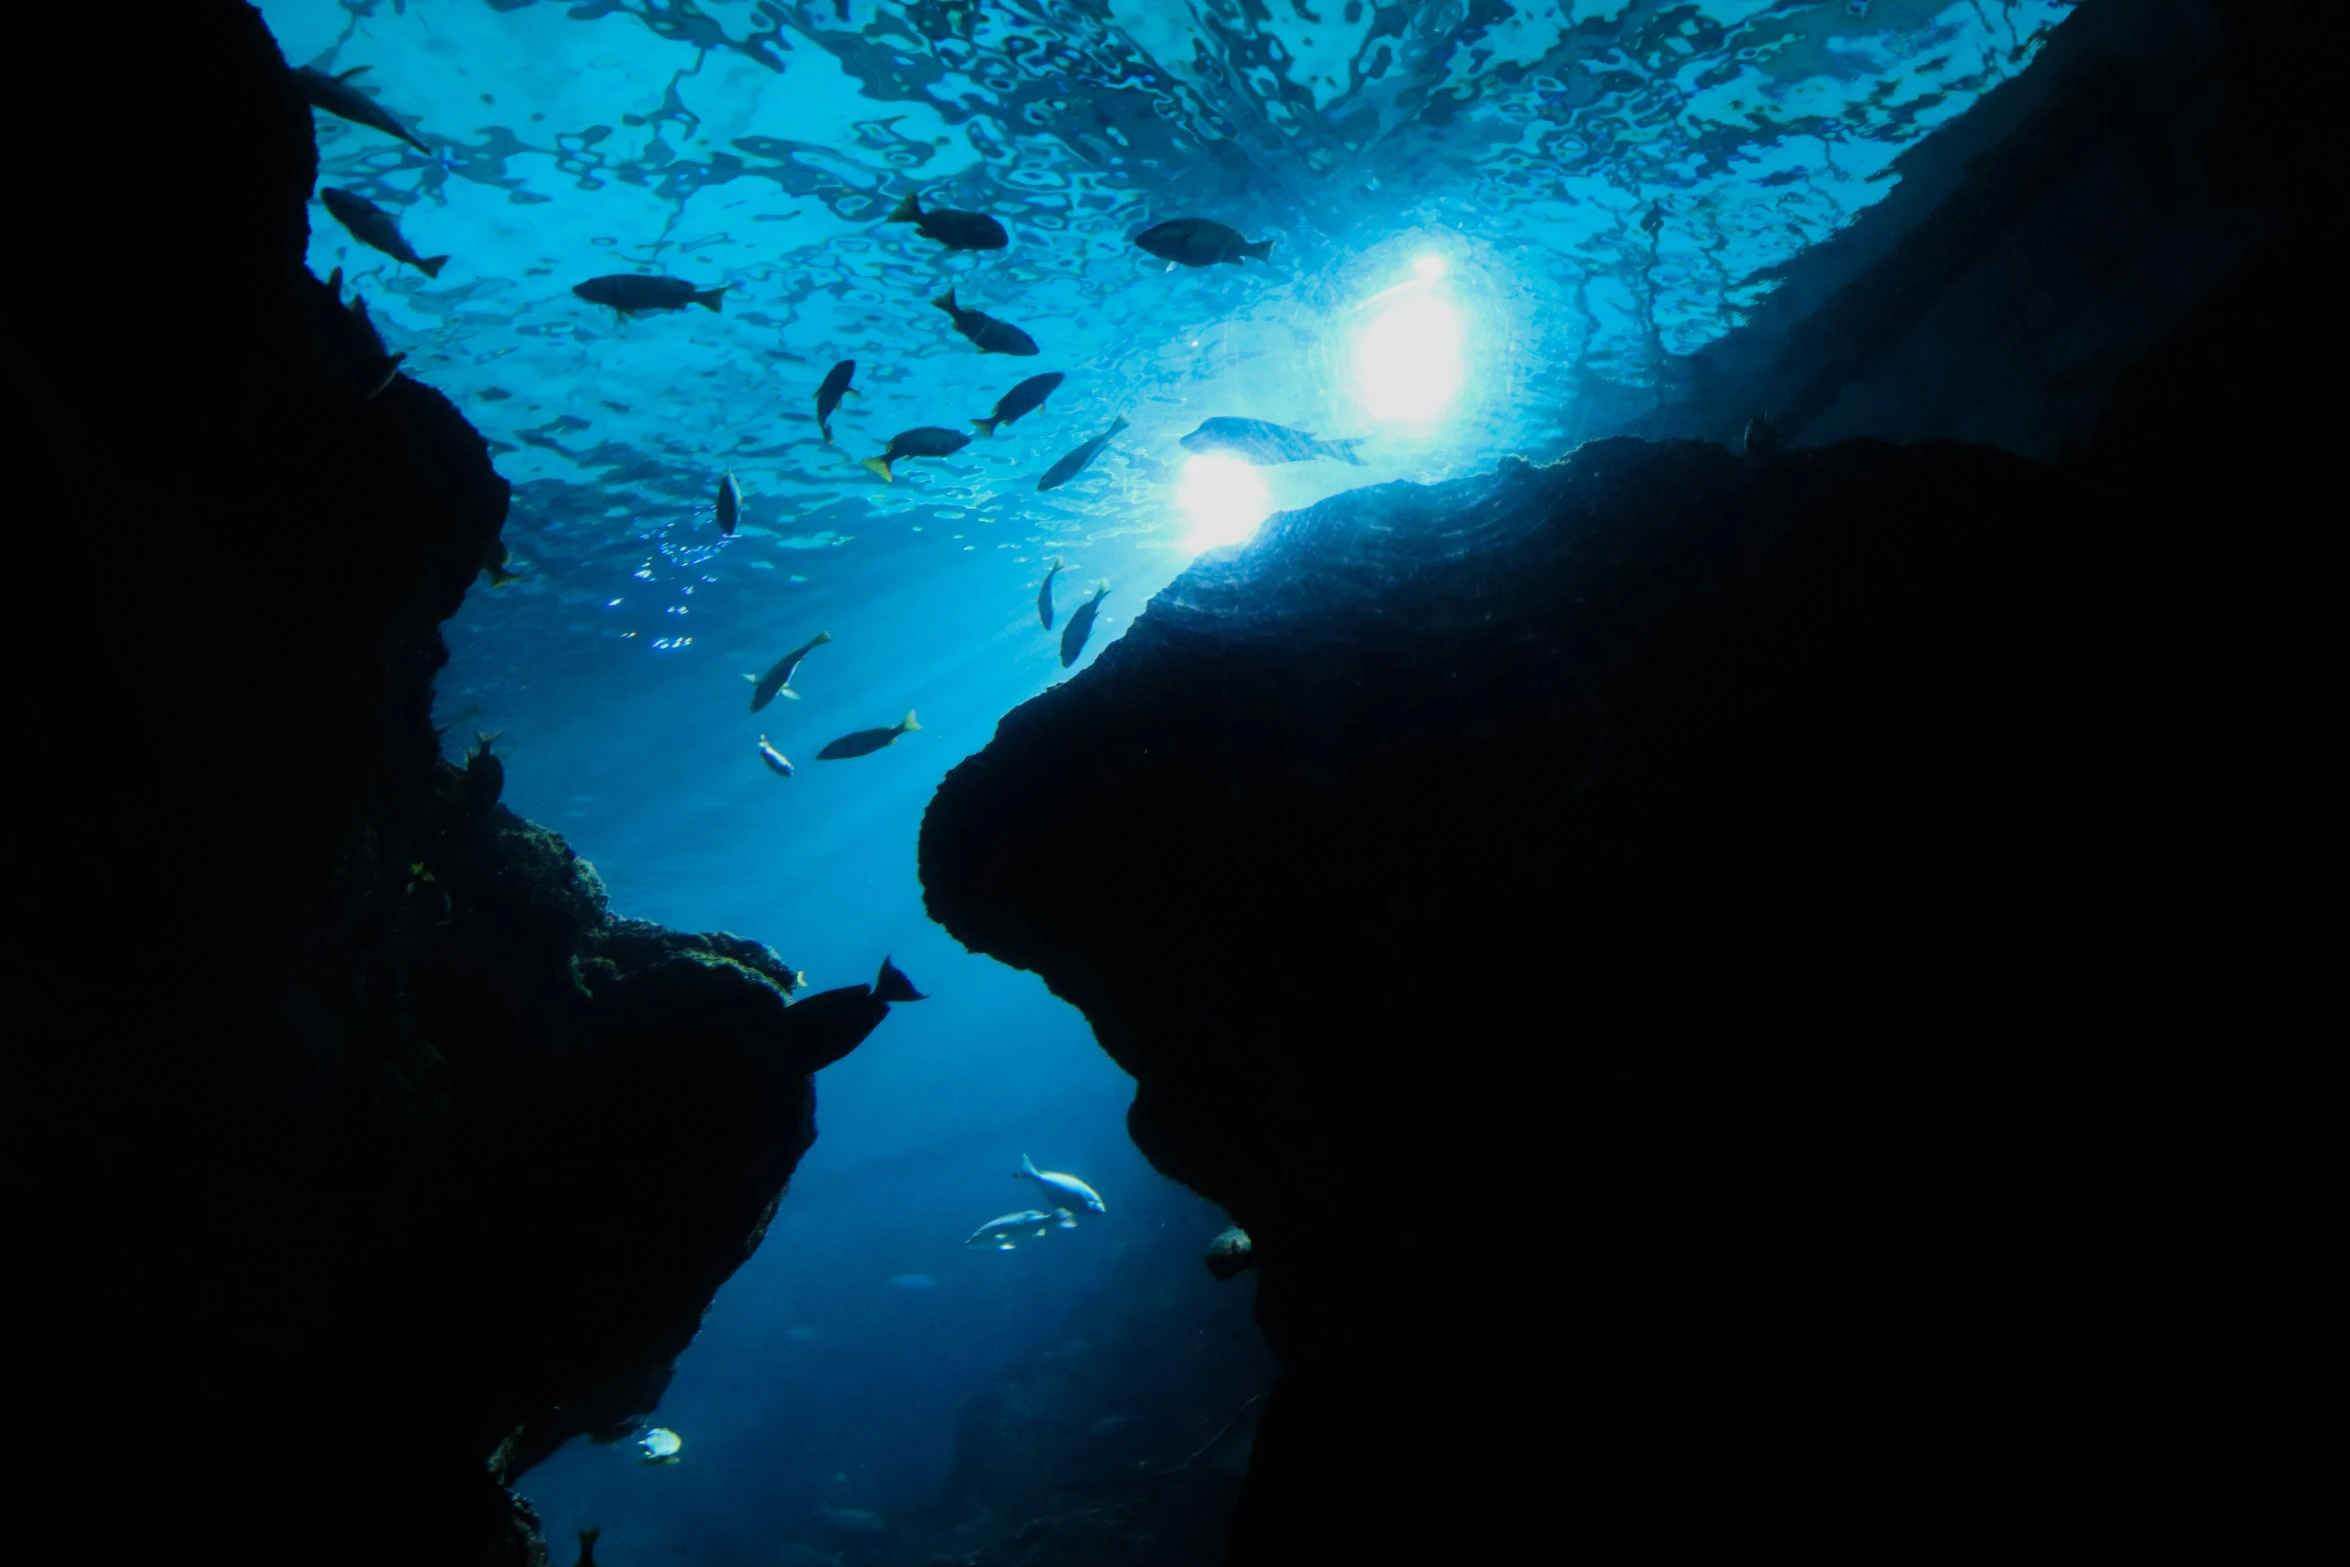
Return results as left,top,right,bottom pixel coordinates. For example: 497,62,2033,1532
1017,1154,1106,1216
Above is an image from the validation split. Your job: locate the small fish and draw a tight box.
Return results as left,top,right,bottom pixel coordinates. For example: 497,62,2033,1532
1179,416,1362,466
966,1208,1074,1250
1059,581,1109,669
1205,1226,1256,1281
461,731,504,815
1135,218,1274,268
715,469,742,536
747,630,832,711
576,1525,600,1567
816,711,921,760
1037,555,1064,630
293,65,430,154
481,532,520,587
886,191,1008,251
1743,412,1780,457
815,359,857,444
819,1506,887,1535
319,188,447,278
861,427,969,482
888,1273,937,1290
757,736,795,777
1017,1153,1107,1216
637,1428,682,1465
572,274,727,316
971,372,1064,437
932,288,1038,356
1037,416,1126,492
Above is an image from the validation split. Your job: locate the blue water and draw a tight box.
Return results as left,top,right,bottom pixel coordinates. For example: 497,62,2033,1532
259,1,2075,1559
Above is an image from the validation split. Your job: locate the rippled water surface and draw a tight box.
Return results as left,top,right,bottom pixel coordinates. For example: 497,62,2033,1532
258,0,2073,1557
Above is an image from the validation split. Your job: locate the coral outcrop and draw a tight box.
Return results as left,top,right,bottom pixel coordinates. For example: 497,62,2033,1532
7,5,895,1561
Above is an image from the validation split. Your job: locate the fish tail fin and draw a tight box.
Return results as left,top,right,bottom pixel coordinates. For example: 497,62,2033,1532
1327,439,1365,466
486,567,520,587
1095,579,1112,595
861,457,894,481
694,285,728,313
819,419,833,445
1243,238,1274,262
1049,554,1063,569
1107,415,1130,435
812,630,833,645
899,709,921,732
873,957,928,1003
888,191,920,223
971,416,998,437
418,254,449,279
931,288,957,312
1020,1154,1038,1179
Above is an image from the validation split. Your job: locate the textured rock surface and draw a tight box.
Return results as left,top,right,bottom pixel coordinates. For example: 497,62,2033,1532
6,5,894,1561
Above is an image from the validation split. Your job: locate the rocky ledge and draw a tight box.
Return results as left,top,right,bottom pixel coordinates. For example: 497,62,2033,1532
923,420,2333,1560
7,5,903,1561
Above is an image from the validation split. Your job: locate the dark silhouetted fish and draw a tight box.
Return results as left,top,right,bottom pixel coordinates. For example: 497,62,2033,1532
1744,412,1780,456
714,470,742,536
1180,416,1361,466
971,372,1063,436
862,426,969,482
887,191,1008,251
1036,555,1063,630
319,188,447,277
747,630,831,711
1135,218,1273,268
294,65,430,154
480,532,519,587
576,1524,600,1567
780,956,927,1072
932,288,1037,356
816,359,857,443
756,736,795,777
817,711,921,760
1060,581,1108,668
461,732,503,815
1037,416,1125,492
572,274,727,316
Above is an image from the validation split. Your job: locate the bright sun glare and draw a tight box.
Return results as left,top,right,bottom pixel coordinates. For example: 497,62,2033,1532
1353,285,1464,424
1178,455,1273,553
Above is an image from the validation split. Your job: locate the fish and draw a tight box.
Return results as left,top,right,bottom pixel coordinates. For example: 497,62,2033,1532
1059,581,1109,669
1135,218,1274,268
861,427,969,482
819,1507,887,1535
1205,1226,1256,1281
886,191,1008,250
481,532,520,587
1037,416,1127,492
576,1525,600,1567
816,711,921,760
757,736,795,778
1179,416,1362,466
715,469,742,536
1744,412,1780,457
815,359,857,444
637,1427,682,1465
1016,1153,1107,1216
318,188,447,278
932,288,1038,356
571,274,727,316
293,65,430,154
888,1273,937,1290
461,732,504,816
778,957,927,1073
971,372,1064,437
748,630,831,711
965,1208,1076,1250
1037,556,1063,630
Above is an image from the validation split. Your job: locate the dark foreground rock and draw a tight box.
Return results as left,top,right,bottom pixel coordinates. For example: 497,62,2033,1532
6,5,897,1561
924,429,2334,1561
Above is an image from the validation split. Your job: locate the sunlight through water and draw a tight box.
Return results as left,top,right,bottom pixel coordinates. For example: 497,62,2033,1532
1178,456,1274,554
1353,280,1466,426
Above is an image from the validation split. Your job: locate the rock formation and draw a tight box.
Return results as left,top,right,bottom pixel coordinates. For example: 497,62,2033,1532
7,6,902,1561
922,7,2334,1558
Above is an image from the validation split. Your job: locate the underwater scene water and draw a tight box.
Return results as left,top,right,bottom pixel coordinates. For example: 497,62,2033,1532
257,1,2076,1560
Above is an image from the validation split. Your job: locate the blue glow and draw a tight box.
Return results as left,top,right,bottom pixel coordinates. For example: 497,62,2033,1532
1178,456,1274,553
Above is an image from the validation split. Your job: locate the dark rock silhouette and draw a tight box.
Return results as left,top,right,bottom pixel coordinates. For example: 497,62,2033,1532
7,6,898,1562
